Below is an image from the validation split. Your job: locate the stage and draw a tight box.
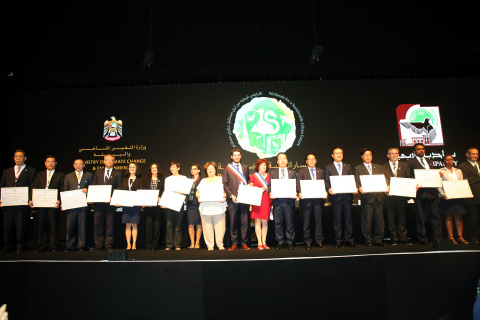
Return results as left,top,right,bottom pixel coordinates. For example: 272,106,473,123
1,243,479,320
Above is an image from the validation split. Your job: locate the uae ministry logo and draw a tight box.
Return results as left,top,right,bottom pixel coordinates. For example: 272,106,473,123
227,92,304,158
103,116,123,141
397,104,444,146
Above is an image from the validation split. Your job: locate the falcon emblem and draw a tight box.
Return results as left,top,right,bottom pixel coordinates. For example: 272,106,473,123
103,116,123,141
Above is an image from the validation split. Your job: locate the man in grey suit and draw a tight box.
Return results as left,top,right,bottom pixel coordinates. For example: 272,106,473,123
457,147,480,244
268,152,297,250
354,148,385,246
62,157,93,251
297,152,326,249
383,147,412,245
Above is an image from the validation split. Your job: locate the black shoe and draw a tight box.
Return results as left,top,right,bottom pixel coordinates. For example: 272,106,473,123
335,241,342,248
79,247,85,252
317,242,324,249
399,239,412,246
365,242,372,247
287,244,294,250
1,249,12,254
276,243,283,250
374,242,385,246
93,247,104,252
16,249,23,253
305,243,311,250
64,248,73,252
36,246,47,253
105,246,113,250
391,240,399,246
346,241,357,247
420,240,429,245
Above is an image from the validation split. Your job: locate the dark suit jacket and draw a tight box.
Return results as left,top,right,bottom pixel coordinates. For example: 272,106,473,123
143,177,164,193
120,177,145,191
296,167,325,204
222,163,250,199
31,170,65,202
63,171,94,191
91,168,123,195
407,157,436,198
458,161,480,204
354,163,383,204
324,162,354,202
382,161,411,185
1,165,36,189
268,168,297,206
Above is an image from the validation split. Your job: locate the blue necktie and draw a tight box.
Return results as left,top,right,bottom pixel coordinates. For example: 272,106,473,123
337,163,342,175
310,168,315,180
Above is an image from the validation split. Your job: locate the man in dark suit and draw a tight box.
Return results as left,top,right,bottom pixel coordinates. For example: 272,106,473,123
457,147,480,244
223,148,250,251
29,155,64,252
383,147,412,245
91,154,123,250
296,152,326,249
0,149,36,253
325,147,358,248
407,143,442,244
354,148,385,246
62,157,93,251
268,152,297,250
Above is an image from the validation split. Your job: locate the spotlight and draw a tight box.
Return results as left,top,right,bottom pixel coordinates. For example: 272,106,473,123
308,45,324,64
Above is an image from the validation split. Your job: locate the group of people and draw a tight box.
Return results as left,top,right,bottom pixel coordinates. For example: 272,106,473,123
1,144,479,253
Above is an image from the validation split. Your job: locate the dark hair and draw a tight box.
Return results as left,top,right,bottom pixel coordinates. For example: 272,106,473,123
73,157,85,164
125,162,141,178
45,155,56,161
231,148,242,156
14,149,26,157
305,153,316,160
148,163,163,178
204,162,217,175
277,152,287,159
255,159,269,173
170,161,180,172
387,147,399,154
442,154,455,163
413,143,425,150
331,146,343,154
466,147,478,154
190,164,201,178
360,148,372,156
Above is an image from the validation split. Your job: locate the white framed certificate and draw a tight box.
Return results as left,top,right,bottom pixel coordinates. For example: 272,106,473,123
359,174,388,193
60,189,87,210
300,180,327,199
198,183,224,202
86,185,112,202
32,189,58,208
414,169,442,188
168,177,194,194
159,190,185,212
1,187,29,206
388,177,417,198
271,179,296,198
330,175,357,194
442,180,474,199
133,189,160,206
110,190,135,207
237,184,263,206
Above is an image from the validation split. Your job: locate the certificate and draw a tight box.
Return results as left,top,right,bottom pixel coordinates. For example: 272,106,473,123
442,180,474,199
133,189,160,206
198,183,224,202
388,177,417,198
271,179,296,198
300,180,327,199
359,174,388,193
237,184,263,206
32,189,58,208
1,187,29,206
60,189,87,210
110,190,135,207
330,175,357,194
86,185,112,202
414,169,442,188
159,190,185,212
168,177,194,194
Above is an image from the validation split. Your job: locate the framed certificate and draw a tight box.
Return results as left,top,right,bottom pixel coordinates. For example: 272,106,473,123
414,169,442,188
86,185,112,203
133,189,160,206
359,174,388,193
236,184,263,206
442,180,473,199
300,180,327,199
1,187,29,206
159,190,185,212
330,175,357,194
110,190,135,207
271,179,296,198
32,189,58,208
198,183,224,202
388,177,417,198
60,189,87,210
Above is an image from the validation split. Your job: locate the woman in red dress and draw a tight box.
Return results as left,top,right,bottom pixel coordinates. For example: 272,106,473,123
249,159,271,250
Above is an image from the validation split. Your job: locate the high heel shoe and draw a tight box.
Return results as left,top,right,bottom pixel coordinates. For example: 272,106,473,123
194,242,200,249
448,236,457,245
457,236,469,244
189,243,195,250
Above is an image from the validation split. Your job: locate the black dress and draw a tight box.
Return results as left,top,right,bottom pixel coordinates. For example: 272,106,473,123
186,178,201,225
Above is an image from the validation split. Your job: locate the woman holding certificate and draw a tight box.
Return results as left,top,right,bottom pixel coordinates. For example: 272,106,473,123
118,162,144,251
163,161,187,250
439,155,469,244
144,163,164,251
249,159,271,250
196,162,227,251
187,164,202,249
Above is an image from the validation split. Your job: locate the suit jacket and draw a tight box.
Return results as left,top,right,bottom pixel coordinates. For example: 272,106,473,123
120,176,145,191
143,177,164,193
31,170,65,202
354,163,383,204
222,163,250,199
63,171,94,191
91,168,123,195
296,167,325,204
324,162,354,202
382,160,411,185
268,167,297,207
1,165,36,189
407,157,436,199
458,161,480,204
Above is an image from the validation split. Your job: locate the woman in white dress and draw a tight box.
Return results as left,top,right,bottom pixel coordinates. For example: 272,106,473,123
196,162,227,250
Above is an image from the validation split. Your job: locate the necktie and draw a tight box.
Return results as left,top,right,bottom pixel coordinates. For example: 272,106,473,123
337,163,342,175
281,169,285,179
474,163,480,175
310,168,315,180
105,169,110,183
236,164,240,171
15,166,21,180
77,172,82,186
367,164,372,174
392,163,397,177
420,158,425,167
47,171,52,189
